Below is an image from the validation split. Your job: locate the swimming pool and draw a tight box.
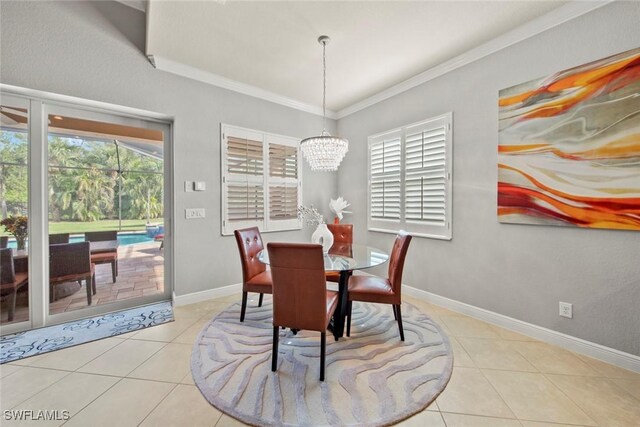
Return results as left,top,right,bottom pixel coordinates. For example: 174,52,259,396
6,232,154,249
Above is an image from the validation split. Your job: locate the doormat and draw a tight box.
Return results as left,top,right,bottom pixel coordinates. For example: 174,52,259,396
0,301,173,364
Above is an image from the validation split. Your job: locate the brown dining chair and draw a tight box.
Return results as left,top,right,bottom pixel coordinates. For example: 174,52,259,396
49,242,96,305
85,230,118,283
347,231,412,341
0,236,8,248
268,243,339,381
1,248,29,322
49,233,70,244
234,227,272,322
326,223,353,283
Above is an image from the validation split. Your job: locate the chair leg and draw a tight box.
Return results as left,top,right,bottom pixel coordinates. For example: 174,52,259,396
396,304,405,341
346,300,352,337
392,304,397,320
111,260,116,283
7,290,16,322
92,273,97,294
258,293,264,307
86,277,92,305
240,291,248,322
272,326,279,372
320,332,326,381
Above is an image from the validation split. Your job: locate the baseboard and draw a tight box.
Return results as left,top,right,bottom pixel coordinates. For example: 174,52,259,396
404,286,640,374
172,283,241,306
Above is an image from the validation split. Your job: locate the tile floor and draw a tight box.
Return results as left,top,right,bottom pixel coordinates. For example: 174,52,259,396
1,294,639,426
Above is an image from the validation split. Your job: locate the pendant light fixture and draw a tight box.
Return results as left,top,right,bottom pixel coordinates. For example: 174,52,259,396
300,35,349,171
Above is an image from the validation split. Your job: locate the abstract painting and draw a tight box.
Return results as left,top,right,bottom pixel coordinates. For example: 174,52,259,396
498,47,640,230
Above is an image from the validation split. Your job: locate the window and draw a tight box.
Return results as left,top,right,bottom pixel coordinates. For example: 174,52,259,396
221,124,301,235
368,113,452,240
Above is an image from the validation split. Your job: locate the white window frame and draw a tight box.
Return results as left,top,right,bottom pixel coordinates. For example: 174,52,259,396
221,124,302,236
367,112,453,240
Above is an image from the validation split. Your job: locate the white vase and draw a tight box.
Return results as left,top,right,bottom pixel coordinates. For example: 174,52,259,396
311,223,334,253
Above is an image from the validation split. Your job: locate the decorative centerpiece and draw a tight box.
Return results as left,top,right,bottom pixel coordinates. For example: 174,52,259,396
329,196,351,224
297,205,333,253
1,215,28,250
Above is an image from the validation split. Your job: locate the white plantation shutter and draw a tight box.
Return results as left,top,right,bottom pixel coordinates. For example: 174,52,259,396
405,122,447,224
266,134,301,230
368,113,452,240
369,130,402,230
221,125,301,235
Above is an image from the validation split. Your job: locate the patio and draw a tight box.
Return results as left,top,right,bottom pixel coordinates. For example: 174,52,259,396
0,240,165,324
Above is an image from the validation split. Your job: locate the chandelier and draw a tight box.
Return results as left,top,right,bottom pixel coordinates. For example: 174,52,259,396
300,35,349,171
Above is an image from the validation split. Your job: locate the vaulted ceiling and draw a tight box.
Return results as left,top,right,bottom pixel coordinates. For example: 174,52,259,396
145,1,570,116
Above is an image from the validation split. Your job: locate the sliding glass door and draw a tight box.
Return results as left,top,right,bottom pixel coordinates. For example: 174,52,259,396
0,92,172,333
0,95,30,329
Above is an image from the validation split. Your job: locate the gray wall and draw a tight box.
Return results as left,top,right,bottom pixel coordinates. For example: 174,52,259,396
0,1,338,297
337,1,640,356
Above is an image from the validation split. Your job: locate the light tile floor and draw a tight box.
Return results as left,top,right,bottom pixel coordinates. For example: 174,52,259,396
1,294,638,426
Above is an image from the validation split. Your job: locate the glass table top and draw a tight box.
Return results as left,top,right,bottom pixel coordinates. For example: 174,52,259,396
257,243,389,272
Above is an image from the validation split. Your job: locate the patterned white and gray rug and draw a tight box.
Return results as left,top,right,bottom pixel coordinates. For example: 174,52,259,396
1,301,173,364
191,298,453,426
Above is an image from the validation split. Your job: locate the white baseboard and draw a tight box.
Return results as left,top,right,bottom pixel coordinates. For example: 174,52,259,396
404,285,640,374
172,283,241,306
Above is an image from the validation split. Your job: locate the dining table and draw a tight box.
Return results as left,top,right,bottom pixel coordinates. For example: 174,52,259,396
257,242,389,341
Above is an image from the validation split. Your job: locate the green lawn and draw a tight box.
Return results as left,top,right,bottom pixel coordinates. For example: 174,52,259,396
47,219,164,234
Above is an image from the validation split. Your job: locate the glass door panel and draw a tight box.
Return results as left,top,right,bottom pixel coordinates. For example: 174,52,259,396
0,97,30,328
46,107,169,320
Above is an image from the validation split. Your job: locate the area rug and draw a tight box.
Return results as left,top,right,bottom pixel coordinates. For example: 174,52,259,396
0,301,173,364
191,298,453,426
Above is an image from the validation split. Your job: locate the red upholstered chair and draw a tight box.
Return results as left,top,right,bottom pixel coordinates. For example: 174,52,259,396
49,242,96,305
234,227,272,322
0,248,29,322
347,231,412,341
326,223,353,283
267,243,339,381
85,231,118,283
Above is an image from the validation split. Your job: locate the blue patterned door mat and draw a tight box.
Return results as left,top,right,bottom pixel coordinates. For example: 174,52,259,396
0,301,173,364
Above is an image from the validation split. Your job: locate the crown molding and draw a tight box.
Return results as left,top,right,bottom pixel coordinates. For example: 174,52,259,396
335,0,612,119
150,55,337,120
115,0,146,13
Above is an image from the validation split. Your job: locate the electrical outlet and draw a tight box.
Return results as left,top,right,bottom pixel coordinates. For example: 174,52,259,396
185,208,205,219
559,302,573,319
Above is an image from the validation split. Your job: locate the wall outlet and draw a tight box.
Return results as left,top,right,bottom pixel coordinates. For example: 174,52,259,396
194,181,206,191
184,181,193,192
185,208,205,219
559,302,573,319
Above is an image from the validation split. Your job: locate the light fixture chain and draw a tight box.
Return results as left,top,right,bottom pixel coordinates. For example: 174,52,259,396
322,39,326,132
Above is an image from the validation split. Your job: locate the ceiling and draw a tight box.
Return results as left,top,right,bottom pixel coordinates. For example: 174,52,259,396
145,1,570,115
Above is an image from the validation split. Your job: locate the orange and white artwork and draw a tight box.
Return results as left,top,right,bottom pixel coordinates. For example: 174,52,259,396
498,47,640,230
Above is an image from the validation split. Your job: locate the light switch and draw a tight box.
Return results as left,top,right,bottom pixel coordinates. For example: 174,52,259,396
185,208,205,219
184,181,193,192
194,181,206,191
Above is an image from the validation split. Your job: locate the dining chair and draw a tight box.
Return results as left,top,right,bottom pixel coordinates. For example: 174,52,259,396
326,223,353,283
346,231,412,341
49,233,70,244
0,248,29,322
49,242,96,305
234,227,272,322
267,243,339,381
85,230,118,283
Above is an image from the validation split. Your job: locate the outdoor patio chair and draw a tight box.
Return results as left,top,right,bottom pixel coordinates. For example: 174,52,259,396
49,242,96,305
1,248,29,322
0,236,8,248
49,233,70,244
85,231,118,283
